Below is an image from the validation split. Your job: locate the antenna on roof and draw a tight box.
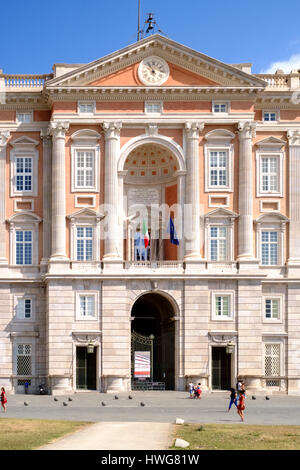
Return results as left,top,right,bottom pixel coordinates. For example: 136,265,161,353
137,9,167,41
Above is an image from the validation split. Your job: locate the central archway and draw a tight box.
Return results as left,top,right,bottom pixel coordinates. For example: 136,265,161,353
131,292,176,390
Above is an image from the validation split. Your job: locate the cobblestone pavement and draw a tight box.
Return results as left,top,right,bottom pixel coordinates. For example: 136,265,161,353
1,391,300,426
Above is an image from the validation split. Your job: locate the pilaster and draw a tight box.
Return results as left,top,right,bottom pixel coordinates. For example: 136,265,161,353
0,130,10,269
48,121,69,263
287,130,300,275
184,122,204,265
102,122,123,269
40,129,52,267
237,121,259,271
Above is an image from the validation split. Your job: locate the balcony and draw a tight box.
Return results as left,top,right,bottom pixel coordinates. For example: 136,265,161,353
124,260,184,273
0,73,53,91
255,72,300,90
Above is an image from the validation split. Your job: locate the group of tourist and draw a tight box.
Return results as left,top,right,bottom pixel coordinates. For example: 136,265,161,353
188,379,246,422
188,382,202,399
228,381,246,422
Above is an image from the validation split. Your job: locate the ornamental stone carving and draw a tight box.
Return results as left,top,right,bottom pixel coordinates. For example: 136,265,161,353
102,121,122,140
49,121,69,139
237,121,256,140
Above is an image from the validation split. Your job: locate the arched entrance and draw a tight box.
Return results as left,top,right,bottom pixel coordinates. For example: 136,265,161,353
131,292,176,390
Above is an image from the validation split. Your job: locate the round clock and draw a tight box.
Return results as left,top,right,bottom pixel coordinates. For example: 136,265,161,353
138,56,170,86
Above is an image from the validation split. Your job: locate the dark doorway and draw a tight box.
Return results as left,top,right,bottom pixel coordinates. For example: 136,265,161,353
76,347,97,390
212,347,231,390
131,292,176,390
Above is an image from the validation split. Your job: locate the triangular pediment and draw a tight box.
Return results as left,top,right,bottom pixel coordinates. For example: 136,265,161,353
67,208,104,220
204,208,239,219
46,35,266,90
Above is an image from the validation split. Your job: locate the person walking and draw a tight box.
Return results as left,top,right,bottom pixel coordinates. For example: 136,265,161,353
227,388,238,412
237,390,245,422
1,387,7,413
236,380,242,393
196,383,202,399
188,381,194,399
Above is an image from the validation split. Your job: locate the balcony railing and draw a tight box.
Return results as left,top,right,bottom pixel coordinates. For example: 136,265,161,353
0,73,53,90
125,260,184,271
255,73,300,90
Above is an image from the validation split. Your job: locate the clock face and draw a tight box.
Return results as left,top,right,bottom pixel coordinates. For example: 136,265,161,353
138,56,169,86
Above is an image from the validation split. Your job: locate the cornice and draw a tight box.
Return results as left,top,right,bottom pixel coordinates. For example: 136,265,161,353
44,86,263,105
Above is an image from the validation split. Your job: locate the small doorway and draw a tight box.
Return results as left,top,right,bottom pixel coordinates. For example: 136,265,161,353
76,346,97,390
212,347,231,390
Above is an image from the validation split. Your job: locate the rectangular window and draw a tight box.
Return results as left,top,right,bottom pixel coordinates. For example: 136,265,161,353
76,150,95,188
76,227,93,261
79,295,95,318
210,226,227,261
16,344,32,376
265,343,280,377
265,298,279,320
16,112,32,123
16,230,32,265
209,151,228,187
261,156,279,193
215,295,230,317
15,157,32,192
213,103,228,113
145,102,162,113
263,111,277,122
261,231,278,265
16,298,32,320
78,102,95,114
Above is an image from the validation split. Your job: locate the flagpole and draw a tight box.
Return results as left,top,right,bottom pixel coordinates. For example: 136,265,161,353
137,0,141,41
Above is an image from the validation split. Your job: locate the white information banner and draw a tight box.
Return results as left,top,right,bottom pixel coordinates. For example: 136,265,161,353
134,351,151,378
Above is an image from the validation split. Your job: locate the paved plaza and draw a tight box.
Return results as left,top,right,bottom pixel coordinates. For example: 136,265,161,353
1,391,300,426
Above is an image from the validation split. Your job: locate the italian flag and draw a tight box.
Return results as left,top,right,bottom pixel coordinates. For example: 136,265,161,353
142,219,150,248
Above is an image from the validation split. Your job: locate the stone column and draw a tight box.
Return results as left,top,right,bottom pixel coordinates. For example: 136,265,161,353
175,170,186,261
49,121,69,260
40,129,52,265
102,122,122,262
184,122,204,261
0,130,10,267
287,130,300,275
237,121,257,266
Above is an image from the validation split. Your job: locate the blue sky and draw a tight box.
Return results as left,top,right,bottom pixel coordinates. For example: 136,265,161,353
1,0,300,74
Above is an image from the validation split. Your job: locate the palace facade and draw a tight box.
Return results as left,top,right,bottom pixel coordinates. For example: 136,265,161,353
1,35,300,394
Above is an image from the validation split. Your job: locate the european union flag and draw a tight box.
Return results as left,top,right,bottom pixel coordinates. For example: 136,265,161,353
167,216,179,245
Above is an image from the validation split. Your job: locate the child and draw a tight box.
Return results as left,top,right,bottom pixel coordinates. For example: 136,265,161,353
188,381,194,399
237,390,245,422
228,388,238,411
1,387,7,413
196,383,202,399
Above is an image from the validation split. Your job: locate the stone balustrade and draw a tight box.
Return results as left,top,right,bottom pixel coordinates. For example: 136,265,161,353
0,73,53,89
255,72,300,90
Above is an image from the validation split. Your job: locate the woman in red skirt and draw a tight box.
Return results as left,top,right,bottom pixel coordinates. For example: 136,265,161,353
1,387,7,413
237,391,245,422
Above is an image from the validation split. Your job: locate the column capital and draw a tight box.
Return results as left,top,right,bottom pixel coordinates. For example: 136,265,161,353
40,128,51,146
237,121,256,140
287,129,300,146
102,121,122,140
185,122,204,139
0,130,10,147
49,121,69,139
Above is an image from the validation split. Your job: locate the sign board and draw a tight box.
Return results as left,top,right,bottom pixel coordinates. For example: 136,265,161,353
128,187,160,208
134,351,151,378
